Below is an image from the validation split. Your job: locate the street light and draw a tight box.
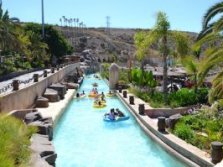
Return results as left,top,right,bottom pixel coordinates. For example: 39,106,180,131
41,0,45,38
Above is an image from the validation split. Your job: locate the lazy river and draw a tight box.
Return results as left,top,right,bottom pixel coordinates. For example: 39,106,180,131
53,74,188,167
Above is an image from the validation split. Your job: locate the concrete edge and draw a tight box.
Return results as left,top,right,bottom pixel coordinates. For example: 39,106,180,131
116,92,208,167
53,90,76,127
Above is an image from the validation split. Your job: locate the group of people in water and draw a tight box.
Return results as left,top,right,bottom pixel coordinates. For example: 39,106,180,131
105,108,125,120
94,91,106,106
92,87,98,94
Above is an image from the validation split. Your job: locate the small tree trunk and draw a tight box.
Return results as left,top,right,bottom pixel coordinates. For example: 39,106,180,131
162,36,168,104
194,73,198,93
140,60,145,87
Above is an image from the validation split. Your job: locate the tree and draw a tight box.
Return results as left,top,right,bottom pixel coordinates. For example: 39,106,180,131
0,3,18,53
135,12,190,103
24,23,73,64
195,1,223,103
181,56,199,93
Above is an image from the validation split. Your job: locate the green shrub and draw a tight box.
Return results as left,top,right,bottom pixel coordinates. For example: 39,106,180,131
169,88,197,107
174,123,195,142
0,114,37,166
196,88,209,104
192,134,209,150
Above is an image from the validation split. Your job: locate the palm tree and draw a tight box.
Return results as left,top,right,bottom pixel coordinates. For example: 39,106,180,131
195,1,223,103
59,18,62,27
181,56,199,93
135,12,190,103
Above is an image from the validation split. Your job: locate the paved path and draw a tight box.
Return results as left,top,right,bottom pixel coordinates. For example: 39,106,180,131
0,69,51,95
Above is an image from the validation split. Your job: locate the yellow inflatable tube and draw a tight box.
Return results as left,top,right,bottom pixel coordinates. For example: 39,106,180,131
106,93,115,97
88,93,98,98
93,104,106,108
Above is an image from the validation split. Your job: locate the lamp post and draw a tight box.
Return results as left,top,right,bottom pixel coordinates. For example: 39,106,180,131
41,0,45,38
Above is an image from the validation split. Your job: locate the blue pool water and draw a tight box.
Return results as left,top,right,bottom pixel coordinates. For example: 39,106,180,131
54,74,188,167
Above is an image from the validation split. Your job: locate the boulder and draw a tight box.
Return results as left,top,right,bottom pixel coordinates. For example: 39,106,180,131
30,153,52,167
24,112,42,124
49,83,66,99
30,134,56,166
43,88,60,102
166,114,182,130
36,96,49,108
109,63,119,90
28,121,53,141
42,153,57,166
61,82,79,89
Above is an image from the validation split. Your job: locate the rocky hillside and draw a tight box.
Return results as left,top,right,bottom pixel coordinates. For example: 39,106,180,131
60,27,198,66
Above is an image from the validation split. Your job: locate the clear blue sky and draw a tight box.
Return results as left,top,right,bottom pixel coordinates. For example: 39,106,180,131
2,0,220,32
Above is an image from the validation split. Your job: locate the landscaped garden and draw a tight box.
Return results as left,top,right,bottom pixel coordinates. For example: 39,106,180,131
100,2,223,156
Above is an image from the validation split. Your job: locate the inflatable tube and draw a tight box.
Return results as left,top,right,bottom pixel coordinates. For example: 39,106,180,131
103,115,129,122
88,93,98,98
94,101,106,105
93,104,106,108
74,94,86,99
79,94,86,98
106,93,115,97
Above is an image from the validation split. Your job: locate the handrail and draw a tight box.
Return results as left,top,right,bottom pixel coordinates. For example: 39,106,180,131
0,63,73,95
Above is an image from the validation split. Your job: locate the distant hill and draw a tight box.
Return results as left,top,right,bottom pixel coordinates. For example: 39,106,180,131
58,26,198,66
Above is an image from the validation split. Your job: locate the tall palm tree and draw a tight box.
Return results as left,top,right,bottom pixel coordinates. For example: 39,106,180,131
59,18,62,27
135,12,190,102
195,1,223,103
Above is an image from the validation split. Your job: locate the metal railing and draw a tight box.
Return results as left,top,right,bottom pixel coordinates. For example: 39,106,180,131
0,63,72,95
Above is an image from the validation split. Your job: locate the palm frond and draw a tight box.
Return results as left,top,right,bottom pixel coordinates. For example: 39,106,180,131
198,47,223,85
193,32,222,50
197,23,215,40
202,2,223,29
208,70,223,103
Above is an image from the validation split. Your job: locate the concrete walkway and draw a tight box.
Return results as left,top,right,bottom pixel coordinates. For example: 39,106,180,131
117,91,213,167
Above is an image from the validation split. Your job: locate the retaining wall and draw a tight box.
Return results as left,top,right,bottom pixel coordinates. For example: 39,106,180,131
145,105,199,118
0,63,79,113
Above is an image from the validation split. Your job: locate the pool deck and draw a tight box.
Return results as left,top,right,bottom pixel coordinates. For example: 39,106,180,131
117,90,214,167
37,89,76,126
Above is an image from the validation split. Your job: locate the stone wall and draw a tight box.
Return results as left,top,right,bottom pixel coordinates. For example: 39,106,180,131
0,63,79,113
145,105,199,118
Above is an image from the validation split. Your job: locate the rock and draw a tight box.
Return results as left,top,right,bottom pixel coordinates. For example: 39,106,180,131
30,134,56,166
36,96,49,108
43,88,60,102
42,153,57,166
30,153,52,167
109,63,119,90
61,82,79,89
31,134,51,145
166,114,182,130
29,121,53,141
24,112,42,124
49,83,66,99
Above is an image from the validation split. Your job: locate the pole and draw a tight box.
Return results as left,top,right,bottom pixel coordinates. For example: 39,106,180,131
41,0,45,38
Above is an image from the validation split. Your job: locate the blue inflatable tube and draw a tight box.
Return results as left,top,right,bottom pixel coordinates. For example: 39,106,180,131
103,115,130,122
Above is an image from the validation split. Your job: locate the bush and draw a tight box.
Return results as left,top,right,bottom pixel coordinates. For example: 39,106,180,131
174,123,195,142
169,88,197,107
196,88,208,104
0,114,36,166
